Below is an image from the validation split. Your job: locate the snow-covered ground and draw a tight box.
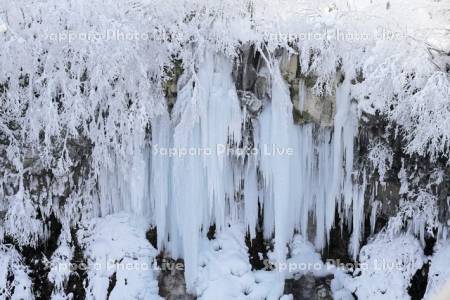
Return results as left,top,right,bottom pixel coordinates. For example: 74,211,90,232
1,210,449,299
78,213,161,300
425,240,450,300
195,223,283,299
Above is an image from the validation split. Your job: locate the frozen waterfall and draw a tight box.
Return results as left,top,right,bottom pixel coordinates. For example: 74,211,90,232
97,52,364,290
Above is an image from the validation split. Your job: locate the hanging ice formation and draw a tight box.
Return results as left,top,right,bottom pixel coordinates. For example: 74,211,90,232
97,51,365,290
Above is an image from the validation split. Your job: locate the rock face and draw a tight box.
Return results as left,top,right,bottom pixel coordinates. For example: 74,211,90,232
163,59,184,113
357,110,450,231
233,44,271,113
157,257,196,300
232,45,336,127
291,79,335,127
277,49,335,127
237,90,263,115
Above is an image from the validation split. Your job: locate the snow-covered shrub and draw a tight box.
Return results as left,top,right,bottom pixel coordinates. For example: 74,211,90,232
47,231,73,299
392,72,450,159
349,233,425,299
386,190,439,245
0,245,34,299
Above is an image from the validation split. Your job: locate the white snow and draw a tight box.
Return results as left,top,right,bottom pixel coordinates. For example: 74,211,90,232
78,213,161,300
195,223,283,300
347,233,425,300
424,240,450,300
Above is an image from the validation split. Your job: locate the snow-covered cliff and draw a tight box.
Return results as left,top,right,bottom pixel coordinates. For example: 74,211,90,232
0,0,449,299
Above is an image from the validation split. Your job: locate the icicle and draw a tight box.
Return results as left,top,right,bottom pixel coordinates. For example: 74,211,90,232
258,102,275,240
350,169,367,259
298,79,306,113
171,73,205,289
97,130,150,217
398,159,409,195
126,134,151,215
244,156,259,238
370,200,380,234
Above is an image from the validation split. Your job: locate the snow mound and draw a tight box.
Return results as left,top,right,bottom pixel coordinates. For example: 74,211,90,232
78,213,161,300
286,235,329,278
349,233,425,299
195,223,283,300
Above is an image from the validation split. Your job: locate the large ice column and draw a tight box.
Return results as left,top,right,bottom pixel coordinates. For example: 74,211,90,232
255,65,363,257
170,73,204,289
257,63,339,259
258,62,298,263
310,128,335,250
169,52,242,290
334,80,357,210
198,54,242,230
150,110,171,250
333,79,365,258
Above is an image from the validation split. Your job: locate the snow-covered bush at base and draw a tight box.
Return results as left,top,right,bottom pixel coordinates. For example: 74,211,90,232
195,223,283,300
78,213,161,300
331,278,355,300
285,235,329,279
0,245,33,299
387,190,439,245
347,233,425,299
47,231,74,299
424,240,450,299
2,189,48,247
